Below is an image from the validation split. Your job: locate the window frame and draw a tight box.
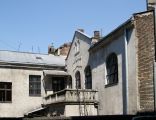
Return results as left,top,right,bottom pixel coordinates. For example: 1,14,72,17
85,66,92,89
0,82,12,103
29,75,41,97
52,77,65,92
75,71,81,89
74,40,80,56
105,53,118,87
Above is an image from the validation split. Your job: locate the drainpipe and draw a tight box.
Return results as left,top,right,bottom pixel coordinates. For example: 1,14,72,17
123,28,129,115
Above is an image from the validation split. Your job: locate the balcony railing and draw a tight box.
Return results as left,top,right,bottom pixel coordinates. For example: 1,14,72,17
43,89,98,105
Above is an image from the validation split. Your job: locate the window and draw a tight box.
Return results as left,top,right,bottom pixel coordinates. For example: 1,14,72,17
52,77,65,92
75,43,77,53
74,40,80,55
85,66,92,89
29,75,41,96
75,71,81,89
0,82,12,102
106,53,118,85
67,76,72,89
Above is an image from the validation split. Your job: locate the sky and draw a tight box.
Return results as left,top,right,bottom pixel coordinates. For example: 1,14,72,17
0,0,147,54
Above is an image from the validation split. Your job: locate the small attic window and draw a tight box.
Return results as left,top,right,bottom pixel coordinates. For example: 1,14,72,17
74,40,80,56
36,56,42,60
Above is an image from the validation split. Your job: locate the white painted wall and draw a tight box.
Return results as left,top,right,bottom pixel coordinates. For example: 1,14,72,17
90,27,138,115
65,104,97,116
90,34,125,115
0,68,45,117
66,31,92,89
127,28,138,114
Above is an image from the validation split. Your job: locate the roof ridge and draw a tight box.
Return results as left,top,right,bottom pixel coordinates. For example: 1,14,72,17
0,49,48,55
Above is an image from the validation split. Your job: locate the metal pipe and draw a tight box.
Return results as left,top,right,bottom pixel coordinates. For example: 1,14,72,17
123,28,129,114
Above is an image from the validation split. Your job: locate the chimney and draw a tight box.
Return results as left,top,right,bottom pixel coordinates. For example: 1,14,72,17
91,30,101,44
78,29,84,33
147,0,156,10
94,31,100,39
59,42,71,56
48,44,55,55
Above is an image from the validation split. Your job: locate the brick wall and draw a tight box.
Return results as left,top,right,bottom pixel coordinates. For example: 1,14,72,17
60,45,71,56
56,42,71,56
134,11,155,112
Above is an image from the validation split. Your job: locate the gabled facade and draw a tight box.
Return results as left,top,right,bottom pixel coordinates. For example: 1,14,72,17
45,30,98,117
66,30,93,90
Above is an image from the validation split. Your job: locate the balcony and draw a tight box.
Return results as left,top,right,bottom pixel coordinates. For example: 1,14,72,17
43,89,98,105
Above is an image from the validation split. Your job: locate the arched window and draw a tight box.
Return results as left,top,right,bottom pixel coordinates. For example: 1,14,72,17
75,71,81,89
75,43,77,53
85,66,92,89
106,53,118,85
74,40,80,55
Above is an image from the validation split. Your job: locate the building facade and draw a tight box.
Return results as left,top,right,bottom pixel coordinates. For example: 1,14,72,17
0,0,156,118
66,10,155,115
0,50,68,118
90,11,155,114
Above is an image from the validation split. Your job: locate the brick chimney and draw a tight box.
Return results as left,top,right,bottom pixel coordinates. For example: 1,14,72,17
55,42,71,56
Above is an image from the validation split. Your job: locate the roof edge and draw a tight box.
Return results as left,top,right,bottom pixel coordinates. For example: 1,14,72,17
89,18,132,51
66,30,91,60
0,49,49,55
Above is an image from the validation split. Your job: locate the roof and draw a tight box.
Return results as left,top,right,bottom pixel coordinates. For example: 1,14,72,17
89,18,132,51
89,10,153,51
66,30,91,60
0,50,65,67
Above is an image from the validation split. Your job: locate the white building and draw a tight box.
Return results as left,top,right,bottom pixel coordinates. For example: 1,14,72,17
0,50,67,118
0,0,156,118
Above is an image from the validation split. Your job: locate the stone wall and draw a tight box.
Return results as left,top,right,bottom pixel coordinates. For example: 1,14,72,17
134,11,155,112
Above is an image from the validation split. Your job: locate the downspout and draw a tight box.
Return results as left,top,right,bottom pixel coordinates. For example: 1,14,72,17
123,28,129,114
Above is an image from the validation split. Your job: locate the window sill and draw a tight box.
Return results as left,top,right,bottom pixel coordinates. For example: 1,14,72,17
0,101,12,103
29,95,41,97
105,82,118,88
75,51,80,56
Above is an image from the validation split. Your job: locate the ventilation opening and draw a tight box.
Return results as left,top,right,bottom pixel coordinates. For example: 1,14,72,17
36,56,42,60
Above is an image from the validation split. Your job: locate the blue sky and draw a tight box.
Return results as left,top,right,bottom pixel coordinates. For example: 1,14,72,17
0,0,146,53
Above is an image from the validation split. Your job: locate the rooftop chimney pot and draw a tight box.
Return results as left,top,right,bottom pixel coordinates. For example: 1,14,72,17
78,29,84,33
94,31,100,39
